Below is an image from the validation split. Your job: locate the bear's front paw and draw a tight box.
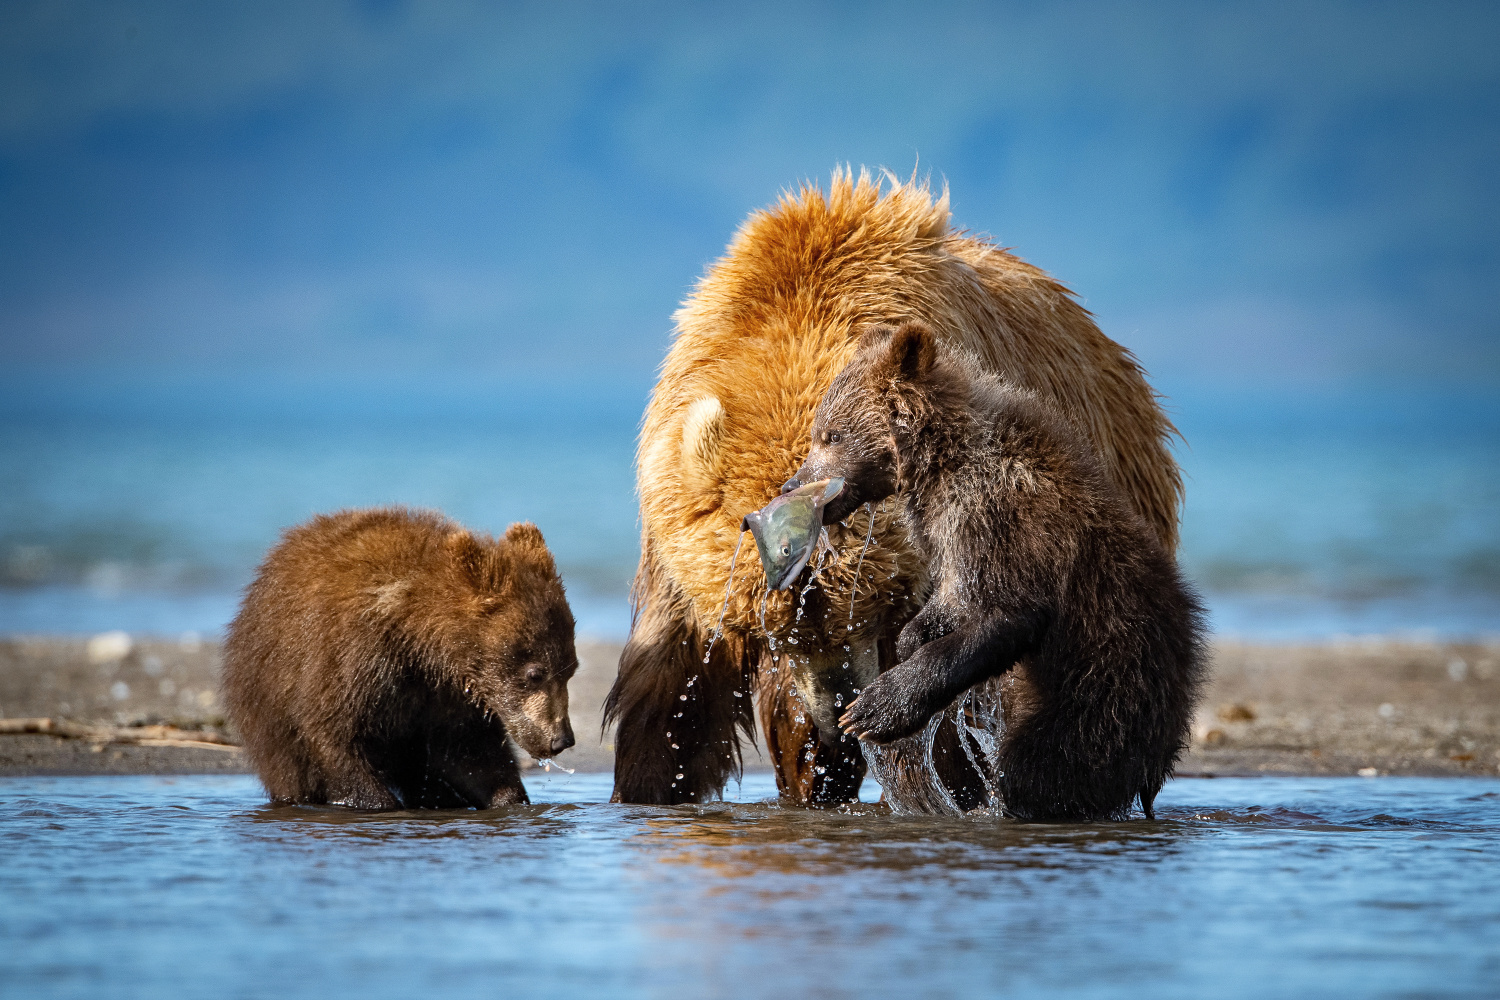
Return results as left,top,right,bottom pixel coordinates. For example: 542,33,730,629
838,669,933,744
487,783,529,808
896,609,952,662
895,621,925,662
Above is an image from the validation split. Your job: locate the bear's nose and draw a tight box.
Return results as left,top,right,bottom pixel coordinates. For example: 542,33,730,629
550,727,575,755
780,476,803,495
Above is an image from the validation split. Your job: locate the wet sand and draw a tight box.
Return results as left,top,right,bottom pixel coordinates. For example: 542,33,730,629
1,634,1496,779
1180,639,1500,777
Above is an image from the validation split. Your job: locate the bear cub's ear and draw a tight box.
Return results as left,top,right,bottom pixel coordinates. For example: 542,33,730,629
888,321,936,380
446,529,486,582
503,522,558,575
865,321,936,382
504,522,546,551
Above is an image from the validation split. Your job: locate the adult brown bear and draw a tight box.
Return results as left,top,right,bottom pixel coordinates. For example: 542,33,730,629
605,170,1182,806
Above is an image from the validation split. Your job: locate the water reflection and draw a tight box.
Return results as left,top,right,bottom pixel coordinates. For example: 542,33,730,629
3,774,1497,1000
242,800,586,841
631,803,1189,879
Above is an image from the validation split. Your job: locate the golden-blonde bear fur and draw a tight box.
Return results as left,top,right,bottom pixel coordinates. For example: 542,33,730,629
605,170,1182,805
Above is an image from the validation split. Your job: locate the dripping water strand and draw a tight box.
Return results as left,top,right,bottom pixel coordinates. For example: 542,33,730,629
703,532,745,665
848,502,876,622
788,534,832,644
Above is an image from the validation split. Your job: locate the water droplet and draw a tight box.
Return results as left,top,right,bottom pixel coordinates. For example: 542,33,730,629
676,773,685,780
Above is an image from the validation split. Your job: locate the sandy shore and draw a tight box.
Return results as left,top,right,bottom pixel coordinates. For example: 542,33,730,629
2,634,1496,781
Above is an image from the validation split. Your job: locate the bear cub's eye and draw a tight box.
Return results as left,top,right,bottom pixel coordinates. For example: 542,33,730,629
828,431,842,445
524,664,544,685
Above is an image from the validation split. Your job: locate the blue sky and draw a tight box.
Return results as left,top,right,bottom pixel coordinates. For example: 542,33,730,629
2,0,1497,398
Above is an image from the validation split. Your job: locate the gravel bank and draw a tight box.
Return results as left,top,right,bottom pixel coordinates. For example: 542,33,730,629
0,634,622,776
2,634,1496,780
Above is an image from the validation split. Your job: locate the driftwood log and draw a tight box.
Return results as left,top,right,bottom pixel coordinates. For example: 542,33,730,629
0,717,238,750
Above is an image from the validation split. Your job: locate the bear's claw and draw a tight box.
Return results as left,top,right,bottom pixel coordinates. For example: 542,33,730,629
838,668,932,744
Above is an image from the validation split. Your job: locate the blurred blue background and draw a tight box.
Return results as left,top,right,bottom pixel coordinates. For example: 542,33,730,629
1,1,1497,640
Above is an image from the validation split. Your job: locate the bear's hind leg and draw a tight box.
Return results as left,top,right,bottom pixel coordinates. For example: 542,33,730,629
1140,786,1158,821
443,714,530,808
605,567,755,804
758,659,866,805
382,707,529,808
312,742,401,810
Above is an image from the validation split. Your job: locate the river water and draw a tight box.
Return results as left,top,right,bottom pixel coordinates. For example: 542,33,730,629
3,773,1496,999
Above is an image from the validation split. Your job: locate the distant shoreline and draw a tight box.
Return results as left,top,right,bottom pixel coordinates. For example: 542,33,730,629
1,634,1496,781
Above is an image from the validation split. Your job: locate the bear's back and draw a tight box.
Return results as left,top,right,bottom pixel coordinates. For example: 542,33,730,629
222,508,467,798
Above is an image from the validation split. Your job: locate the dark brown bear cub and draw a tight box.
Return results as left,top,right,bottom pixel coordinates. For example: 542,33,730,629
788,322,1206,821
223,508,578,810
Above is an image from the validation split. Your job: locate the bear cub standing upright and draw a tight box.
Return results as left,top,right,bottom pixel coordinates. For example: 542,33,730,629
223,508,578,809
788,322,1206,820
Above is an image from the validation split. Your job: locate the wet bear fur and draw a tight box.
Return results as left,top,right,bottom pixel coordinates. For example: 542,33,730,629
608,169,1187,806
223,508,578,810
795,323,1207,820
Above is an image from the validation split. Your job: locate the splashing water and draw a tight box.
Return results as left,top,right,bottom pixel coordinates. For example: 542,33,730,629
955,682,1006,811
862,711,958,815
860,680,1006,816
536,758,575,775
703,532,746,664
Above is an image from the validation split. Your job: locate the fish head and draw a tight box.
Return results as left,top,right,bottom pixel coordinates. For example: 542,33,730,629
741,478,843,590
